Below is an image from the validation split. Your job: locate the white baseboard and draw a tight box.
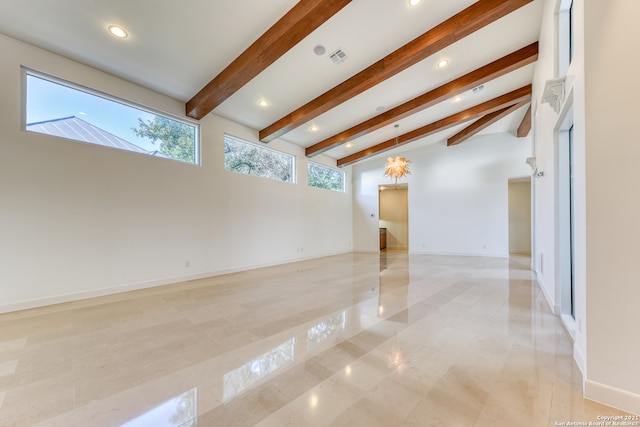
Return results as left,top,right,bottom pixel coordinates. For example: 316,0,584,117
0,271,212,314
535,274,559,314
409,250,509,258
0,250,351,314
573,340,586,378
560,314,576,341
585,379,640,416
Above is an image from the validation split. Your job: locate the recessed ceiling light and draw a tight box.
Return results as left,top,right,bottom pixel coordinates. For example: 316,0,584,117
437,59,449,69
408,0,422,6
346,142,352,148
452,95,463,103
257,99,270,108
310,125,319,132
108,25,128,39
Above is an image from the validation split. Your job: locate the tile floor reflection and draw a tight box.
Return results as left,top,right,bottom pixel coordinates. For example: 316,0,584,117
0,253,632,426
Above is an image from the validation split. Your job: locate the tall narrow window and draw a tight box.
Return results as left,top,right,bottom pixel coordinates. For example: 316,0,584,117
25,70,199,164
558,0,574,76
307,161,345,192
223,134,295,183
569,0,574,63
569,124,575,318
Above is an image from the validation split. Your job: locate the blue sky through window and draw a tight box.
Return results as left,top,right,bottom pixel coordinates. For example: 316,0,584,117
26,73,163,151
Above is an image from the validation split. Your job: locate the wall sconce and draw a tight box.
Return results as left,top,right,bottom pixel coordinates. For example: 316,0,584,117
526,157,536,169
526,157,544,178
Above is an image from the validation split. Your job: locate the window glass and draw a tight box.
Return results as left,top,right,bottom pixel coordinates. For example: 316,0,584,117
558,0,574,76
224,134,295,183
569,0,574,63
307,161,345,192
25,70,199,164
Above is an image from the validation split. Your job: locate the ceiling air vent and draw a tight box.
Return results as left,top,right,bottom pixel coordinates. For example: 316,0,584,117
472,85,484,94
329,48,347,64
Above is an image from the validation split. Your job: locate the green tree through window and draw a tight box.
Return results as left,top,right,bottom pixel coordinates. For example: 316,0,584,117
133,117,195,163
224,134,294,182
308,161,345,192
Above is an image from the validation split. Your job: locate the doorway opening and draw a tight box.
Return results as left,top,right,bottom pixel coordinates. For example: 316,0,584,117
508,178,532,257
378,184,408,252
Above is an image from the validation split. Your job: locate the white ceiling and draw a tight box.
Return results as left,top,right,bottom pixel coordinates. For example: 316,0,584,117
0,0,544,163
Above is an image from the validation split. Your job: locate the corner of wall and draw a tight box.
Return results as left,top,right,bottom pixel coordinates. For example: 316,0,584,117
585,380,640,416
535,273,559,314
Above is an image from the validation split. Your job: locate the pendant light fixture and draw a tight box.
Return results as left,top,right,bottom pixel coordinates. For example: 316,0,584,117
383,124,411,189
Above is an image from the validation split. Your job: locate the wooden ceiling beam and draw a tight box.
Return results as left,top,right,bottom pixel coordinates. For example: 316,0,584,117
306,42,538,157
447,101,529,146
517,104,532,137
336,84,532,167
260,0,534,143
185,0,352,120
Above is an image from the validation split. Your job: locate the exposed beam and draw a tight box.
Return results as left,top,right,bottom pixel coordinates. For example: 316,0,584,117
337,85,532,167
260,0,534,142
185,0,352,120
517,104,532,137
306,42,538,157
447,101,529,146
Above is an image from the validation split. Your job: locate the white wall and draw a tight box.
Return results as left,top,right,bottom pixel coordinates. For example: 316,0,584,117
0,34,353,313
532,0,640,414
531,0,562,314
583,0,640,414
353,132,531,256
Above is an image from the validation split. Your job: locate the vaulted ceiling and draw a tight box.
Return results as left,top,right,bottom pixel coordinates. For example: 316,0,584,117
0,0,543,166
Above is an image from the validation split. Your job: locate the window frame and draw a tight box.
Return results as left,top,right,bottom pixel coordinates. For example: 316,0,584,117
223,133,296,184
23,67,201,165
557,0,574,77
307,160,346,193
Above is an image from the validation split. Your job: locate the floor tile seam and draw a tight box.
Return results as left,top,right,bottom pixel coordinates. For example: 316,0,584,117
57,297,385,405
256,277,414,330
250,361,381,425
190,378,295,424
446,354,508,396
24,377,200,426
246,305,356,337
0,364,78,394
264,303,469,408
243,298,383,342
198,319,409,418
245,299,389,364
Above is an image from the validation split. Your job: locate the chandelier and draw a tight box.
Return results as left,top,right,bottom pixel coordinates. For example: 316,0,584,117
383,124,410,188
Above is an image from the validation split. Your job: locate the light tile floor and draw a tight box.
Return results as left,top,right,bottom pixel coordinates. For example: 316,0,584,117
0,252,632,426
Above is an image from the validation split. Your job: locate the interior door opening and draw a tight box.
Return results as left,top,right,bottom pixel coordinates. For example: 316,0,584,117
508,178,532,257
378,184,408,252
